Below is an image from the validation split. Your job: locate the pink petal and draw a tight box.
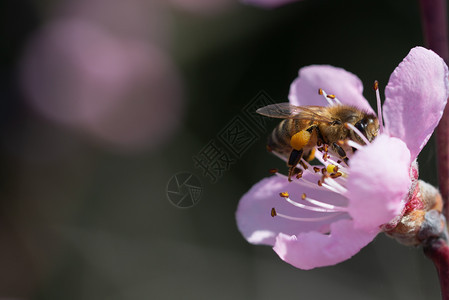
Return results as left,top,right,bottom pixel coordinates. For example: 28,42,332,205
345,135,411,230
236,176,348,246
383,46,449,161
288,65,374,114
273,219,378,270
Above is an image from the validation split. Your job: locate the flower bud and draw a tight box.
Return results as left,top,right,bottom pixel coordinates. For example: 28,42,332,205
384,180,446,246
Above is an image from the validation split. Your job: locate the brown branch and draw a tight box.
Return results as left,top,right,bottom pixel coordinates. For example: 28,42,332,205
419,0,449,233
418,1,449,299
424,238,449,300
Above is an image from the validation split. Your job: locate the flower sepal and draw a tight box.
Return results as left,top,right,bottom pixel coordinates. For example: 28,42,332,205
385,180,446,246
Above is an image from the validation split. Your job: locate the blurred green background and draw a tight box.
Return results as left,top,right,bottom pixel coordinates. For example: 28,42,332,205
1,0,444,299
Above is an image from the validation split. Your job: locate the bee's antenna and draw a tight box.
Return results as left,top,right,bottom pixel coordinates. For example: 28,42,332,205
373,80,384,133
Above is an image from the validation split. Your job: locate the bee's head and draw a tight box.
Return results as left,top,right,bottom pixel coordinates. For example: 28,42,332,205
354,115,379,143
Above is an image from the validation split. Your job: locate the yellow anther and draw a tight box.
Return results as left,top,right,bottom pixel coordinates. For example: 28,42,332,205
271,208,277,217
290,130,311,150
326,164,346,178
280,192,289,198
327,94,336,99
318,88,323,95
373,80,379,91
326,164,338,174
301,193,306,200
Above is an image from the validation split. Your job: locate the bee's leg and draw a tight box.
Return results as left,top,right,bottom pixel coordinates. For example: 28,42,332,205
303,148,316,161
288,129,314,181
313,126,325,144
287,149,304,181
332,142,349,165
303,125,319,161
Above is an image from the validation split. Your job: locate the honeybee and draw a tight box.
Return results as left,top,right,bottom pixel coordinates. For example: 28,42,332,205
257,103,379,180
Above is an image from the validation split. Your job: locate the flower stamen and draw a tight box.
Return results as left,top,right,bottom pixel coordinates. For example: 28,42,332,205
282,195,341,212
271,207,343,222
322,177,348,194
345,122,370,145
274,172,321,189
318,88,342,105
330,172,343,179
373,80,384,134
315,153,346,172
346,140,363,151
301,193,347,211
326,164,338,174
280,191,289,197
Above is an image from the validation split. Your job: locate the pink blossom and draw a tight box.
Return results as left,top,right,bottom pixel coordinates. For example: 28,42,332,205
19,0,185,153
236,47,449,269
20,18,183,152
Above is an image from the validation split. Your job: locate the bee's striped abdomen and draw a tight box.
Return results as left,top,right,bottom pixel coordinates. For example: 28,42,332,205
267,119,298,155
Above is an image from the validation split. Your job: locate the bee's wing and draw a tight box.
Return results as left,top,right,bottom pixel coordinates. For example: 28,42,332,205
256,103,333,123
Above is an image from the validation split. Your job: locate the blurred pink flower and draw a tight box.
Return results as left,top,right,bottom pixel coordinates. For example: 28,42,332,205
20,18,183,151
236,47,448,269
59,0,170,45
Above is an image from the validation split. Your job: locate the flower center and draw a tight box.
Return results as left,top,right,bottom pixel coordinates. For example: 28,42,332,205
270,84,386,223
271,147,351,222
